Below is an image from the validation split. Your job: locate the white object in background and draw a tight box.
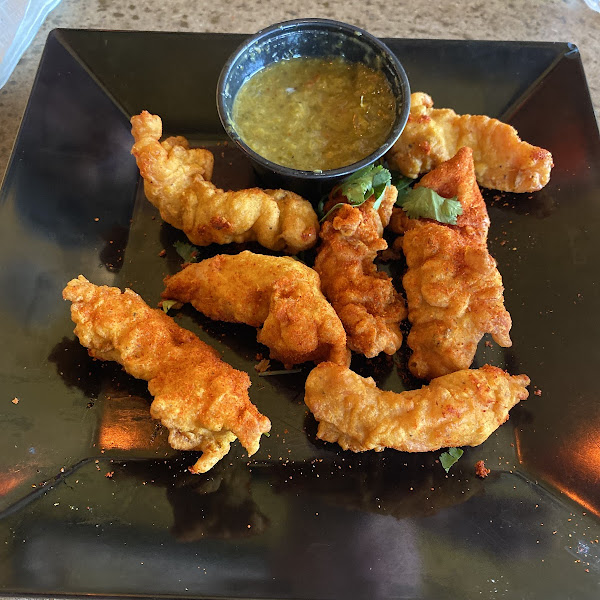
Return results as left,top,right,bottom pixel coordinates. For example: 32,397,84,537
0,0,61,89
583,0,600,11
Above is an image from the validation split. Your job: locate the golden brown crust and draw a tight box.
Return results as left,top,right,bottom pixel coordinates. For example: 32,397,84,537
130,111,319,253
162,251,350,368
304,363,530,453
314,186,406,358
393,148,512,379
386,92,553,192
63,275,270,473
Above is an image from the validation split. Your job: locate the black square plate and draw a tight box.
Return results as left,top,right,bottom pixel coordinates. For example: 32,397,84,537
1,29,600,599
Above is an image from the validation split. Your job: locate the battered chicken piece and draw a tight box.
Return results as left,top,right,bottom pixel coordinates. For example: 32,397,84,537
393,148,512,379
304,362,529,453
63,275,270,473
314,186,406,358
131,111,319,253
386,92,553,192
162,251,350,368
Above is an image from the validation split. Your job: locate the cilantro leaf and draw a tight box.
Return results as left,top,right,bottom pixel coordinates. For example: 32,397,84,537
337,165,384,206
370,166,392,210
390,172,415,203
319,202,348,223
316,194,328,219
162,299,178,314
440,447,464,472
397,186,463,225
319,164,392,222
173,240,199,263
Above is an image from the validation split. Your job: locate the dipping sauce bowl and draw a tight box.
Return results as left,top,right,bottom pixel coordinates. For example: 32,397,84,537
217,18,411,200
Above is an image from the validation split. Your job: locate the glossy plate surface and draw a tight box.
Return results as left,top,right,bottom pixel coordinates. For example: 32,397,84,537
1,30,599,599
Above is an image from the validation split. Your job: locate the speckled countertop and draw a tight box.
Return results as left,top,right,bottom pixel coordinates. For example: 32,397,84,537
1,0,599,179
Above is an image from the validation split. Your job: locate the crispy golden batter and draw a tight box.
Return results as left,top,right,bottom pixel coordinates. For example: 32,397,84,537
393,148,512,380
130,111,319,253
162,251,350,368
387,92,553,192
304,362,529,453
63,275,270,473
314,186,406,358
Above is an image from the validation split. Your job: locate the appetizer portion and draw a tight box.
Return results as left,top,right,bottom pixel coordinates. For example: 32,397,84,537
63,275,270,473
314,174,406,358
393,148,512,379
305,362,529,453
162,251,350,368
130,111,319,253
386,92,553,192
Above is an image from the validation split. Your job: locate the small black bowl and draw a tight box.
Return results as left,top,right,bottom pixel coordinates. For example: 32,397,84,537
217,18,411,201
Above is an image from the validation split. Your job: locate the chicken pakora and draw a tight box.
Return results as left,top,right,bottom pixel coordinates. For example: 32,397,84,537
387,92,553,193
63,275,271,473
162,251,350,368
131,111,319,254
392,147,512,379
314,185,406,358
305,362,529,453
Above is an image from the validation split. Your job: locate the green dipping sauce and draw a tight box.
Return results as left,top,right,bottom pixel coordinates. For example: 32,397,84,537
231,57,396,171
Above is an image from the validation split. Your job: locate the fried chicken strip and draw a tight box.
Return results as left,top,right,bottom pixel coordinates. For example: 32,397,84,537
162,251,350,368
63,275,270,473
305,362,529,453
131,111,319,253
386,92,553,192
393,147,512,380
314,186,406,358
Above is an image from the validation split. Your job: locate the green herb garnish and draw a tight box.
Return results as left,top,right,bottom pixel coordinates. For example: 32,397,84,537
390,172,415,203
161,299,178,314
318,164,392,222
396,186,463,225
440,447,464,472
173,240,199,263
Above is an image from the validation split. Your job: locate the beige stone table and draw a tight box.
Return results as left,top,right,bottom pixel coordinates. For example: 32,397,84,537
1,0,599,180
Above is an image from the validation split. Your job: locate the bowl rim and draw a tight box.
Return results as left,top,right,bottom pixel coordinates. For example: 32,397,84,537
216,18,411,180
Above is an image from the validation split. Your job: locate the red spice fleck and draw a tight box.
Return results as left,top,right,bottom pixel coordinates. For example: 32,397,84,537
11,397,19,404
105,471,114,478
418,139,431,153
475,460,490,478
254,359,270,373
534,389,542,396
158,249,166,257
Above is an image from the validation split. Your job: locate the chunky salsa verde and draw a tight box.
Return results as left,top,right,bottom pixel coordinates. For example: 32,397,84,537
231,57,396,171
